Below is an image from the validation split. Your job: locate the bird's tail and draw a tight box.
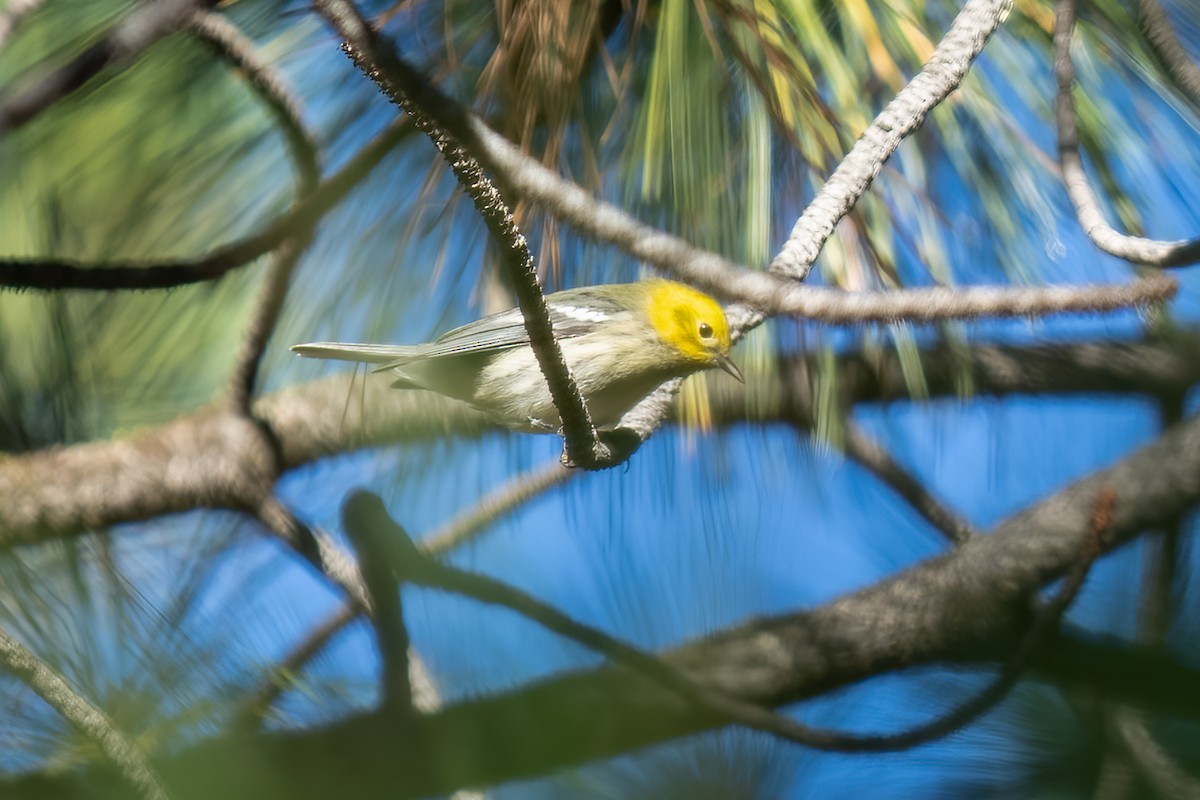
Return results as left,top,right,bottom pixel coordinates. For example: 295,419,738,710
290,342,424,368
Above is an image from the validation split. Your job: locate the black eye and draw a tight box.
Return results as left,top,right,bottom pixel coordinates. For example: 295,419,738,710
698,322,714,339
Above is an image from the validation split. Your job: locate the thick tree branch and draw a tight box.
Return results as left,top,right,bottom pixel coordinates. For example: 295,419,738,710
8,419,1199,798
0,117,409,291
0,0,210,134
302,0,1171,327
0,627,169,800
1054,0,1200,267
2,332,1199,548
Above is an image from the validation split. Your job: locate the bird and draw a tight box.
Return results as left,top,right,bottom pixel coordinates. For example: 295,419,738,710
291,279,743,433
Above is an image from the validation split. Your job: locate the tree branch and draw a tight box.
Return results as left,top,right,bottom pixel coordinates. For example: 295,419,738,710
1054,0,1200,267
0,0,210,134
1134,0,1200,109
2,331,1199,548
0,626,169,800
0,117,409,291
314,0,615,469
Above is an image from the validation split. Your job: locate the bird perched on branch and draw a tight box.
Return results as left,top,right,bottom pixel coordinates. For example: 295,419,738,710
292,279,743,433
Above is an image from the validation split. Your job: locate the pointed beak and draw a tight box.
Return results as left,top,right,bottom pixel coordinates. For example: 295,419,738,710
714,352,744,383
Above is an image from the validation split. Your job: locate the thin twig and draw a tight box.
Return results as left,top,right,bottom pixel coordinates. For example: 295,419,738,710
1134,0,1200,108
342,499,413,711
1054,0,1200,267
315,0,613,470
0,118,409,291
0,626,169,800
0,0,46,49
841,420,979,544
237,601,357,728
190,10,320,192
0,0,208,133
341,490,1104,753
422,459,576,556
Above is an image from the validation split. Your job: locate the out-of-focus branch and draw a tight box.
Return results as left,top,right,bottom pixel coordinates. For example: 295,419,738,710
1054,0,1200,267
237,601,358,728
1134,0,1200,108
2,332,1200,549
0,117,409,291
342,487,1101,753
422,460,576,556
0,0,209,134
0,626,169,800
342,499,413,711
314,0,615,471
0,0,45,49
190,10,320,192
841,421,979,544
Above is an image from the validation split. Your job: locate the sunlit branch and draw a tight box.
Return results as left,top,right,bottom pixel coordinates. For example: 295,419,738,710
0,0,45,49
1134,0,1200,109
0,626,169,800
256,496,370,609
314,0,617,471
0,117,409,291
298,0,1167,333
1054,0,1200,267
770,0,1011,281
0,0,209,134
421,460,576,556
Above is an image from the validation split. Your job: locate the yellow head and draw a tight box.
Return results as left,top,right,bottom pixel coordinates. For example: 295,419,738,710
644,279,742,380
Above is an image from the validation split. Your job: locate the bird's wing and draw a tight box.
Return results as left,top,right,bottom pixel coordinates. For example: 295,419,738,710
414,296,627,359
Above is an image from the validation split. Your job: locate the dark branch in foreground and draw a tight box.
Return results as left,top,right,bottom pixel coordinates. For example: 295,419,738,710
315,0,614,470
0,118,409,291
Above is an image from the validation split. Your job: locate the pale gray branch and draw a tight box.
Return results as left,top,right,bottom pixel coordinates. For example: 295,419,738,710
1054,0,1200,266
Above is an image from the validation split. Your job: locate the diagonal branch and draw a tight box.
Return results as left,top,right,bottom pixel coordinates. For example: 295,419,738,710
1054,0,1200,267
315,0,613,470
1134,0,1200,108
769,0,1011,281
0,117,409,291
0,626,169,800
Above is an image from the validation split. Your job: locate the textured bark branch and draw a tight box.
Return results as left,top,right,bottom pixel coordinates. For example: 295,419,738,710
314,0,617,470
8,414,1200,798
2,332,1199,549
0,627,169,800
0,0,209,133
1054,0,1200,266
769,0,1010,280
0,118,408,291
302,0,1171,328
1134,0,1200,109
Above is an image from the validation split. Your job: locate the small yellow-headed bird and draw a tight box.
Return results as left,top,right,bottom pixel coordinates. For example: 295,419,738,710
292,279,742,433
